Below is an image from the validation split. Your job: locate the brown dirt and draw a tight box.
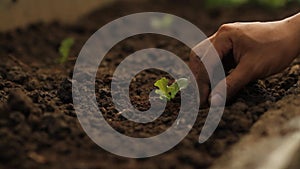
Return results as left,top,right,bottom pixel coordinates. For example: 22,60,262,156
0,0,299,169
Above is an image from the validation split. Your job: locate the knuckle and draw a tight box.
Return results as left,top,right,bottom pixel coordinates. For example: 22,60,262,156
217,22,240,35
218,23,233,33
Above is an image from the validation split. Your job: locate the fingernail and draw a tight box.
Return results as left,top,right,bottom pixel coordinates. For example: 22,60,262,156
210,94,223,107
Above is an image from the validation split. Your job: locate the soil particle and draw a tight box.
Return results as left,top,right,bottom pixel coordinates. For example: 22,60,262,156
6,66,28,84
7,88,39,117
40,114,71,139
57,78,72,104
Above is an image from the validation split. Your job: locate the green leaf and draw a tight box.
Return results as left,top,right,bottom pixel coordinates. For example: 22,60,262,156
154,77,189,101
154,77,170,100
205,0,248,8
155,89,168,100
168,82,179,99
176,78,189,90
256,0,286,8
58,37,74,64
151,14,174,29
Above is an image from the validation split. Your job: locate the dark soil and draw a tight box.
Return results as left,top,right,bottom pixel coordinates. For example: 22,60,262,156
0,0,299,169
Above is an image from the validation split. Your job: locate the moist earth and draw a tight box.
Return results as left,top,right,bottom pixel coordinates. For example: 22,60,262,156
0,0,299,169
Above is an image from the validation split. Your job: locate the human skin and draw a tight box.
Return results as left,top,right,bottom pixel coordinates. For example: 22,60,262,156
189,12,300,107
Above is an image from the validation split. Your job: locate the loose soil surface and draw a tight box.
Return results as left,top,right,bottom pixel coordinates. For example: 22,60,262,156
0,0,299,169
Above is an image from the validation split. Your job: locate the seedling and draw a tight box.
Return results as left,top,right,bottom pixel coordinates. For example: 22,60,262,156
154,77,188,101
151,14,174,29
58,37,74,63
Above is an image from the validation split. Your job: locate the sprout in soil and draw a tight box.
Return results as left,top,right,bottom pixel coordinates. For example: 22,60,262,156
58,37,74,63
154,77,189,101
151,14,174,29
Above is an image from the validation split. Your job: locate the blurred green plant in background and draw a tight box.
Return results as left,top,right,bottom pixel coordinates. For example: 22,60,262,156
205,0,300,8
58,37,74,64
151,14,174,29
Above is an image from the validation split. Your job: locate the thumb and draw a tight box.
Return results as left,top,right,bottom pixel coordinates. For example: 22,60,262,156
209,62,254,106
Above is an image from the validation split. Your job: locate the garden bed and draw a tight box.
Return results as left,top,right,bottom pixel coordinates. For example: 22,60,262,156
0,0,299,169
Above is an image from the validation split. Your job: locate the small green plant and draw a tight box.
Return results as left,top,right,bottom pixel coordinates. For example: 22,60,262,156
151,14,174,29
204,0,247,8
58,37,74,63
154,77,189,101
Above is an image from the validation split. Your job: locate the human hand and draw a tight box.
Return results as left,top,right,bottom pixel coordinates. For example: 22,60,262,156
189,13,300,107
